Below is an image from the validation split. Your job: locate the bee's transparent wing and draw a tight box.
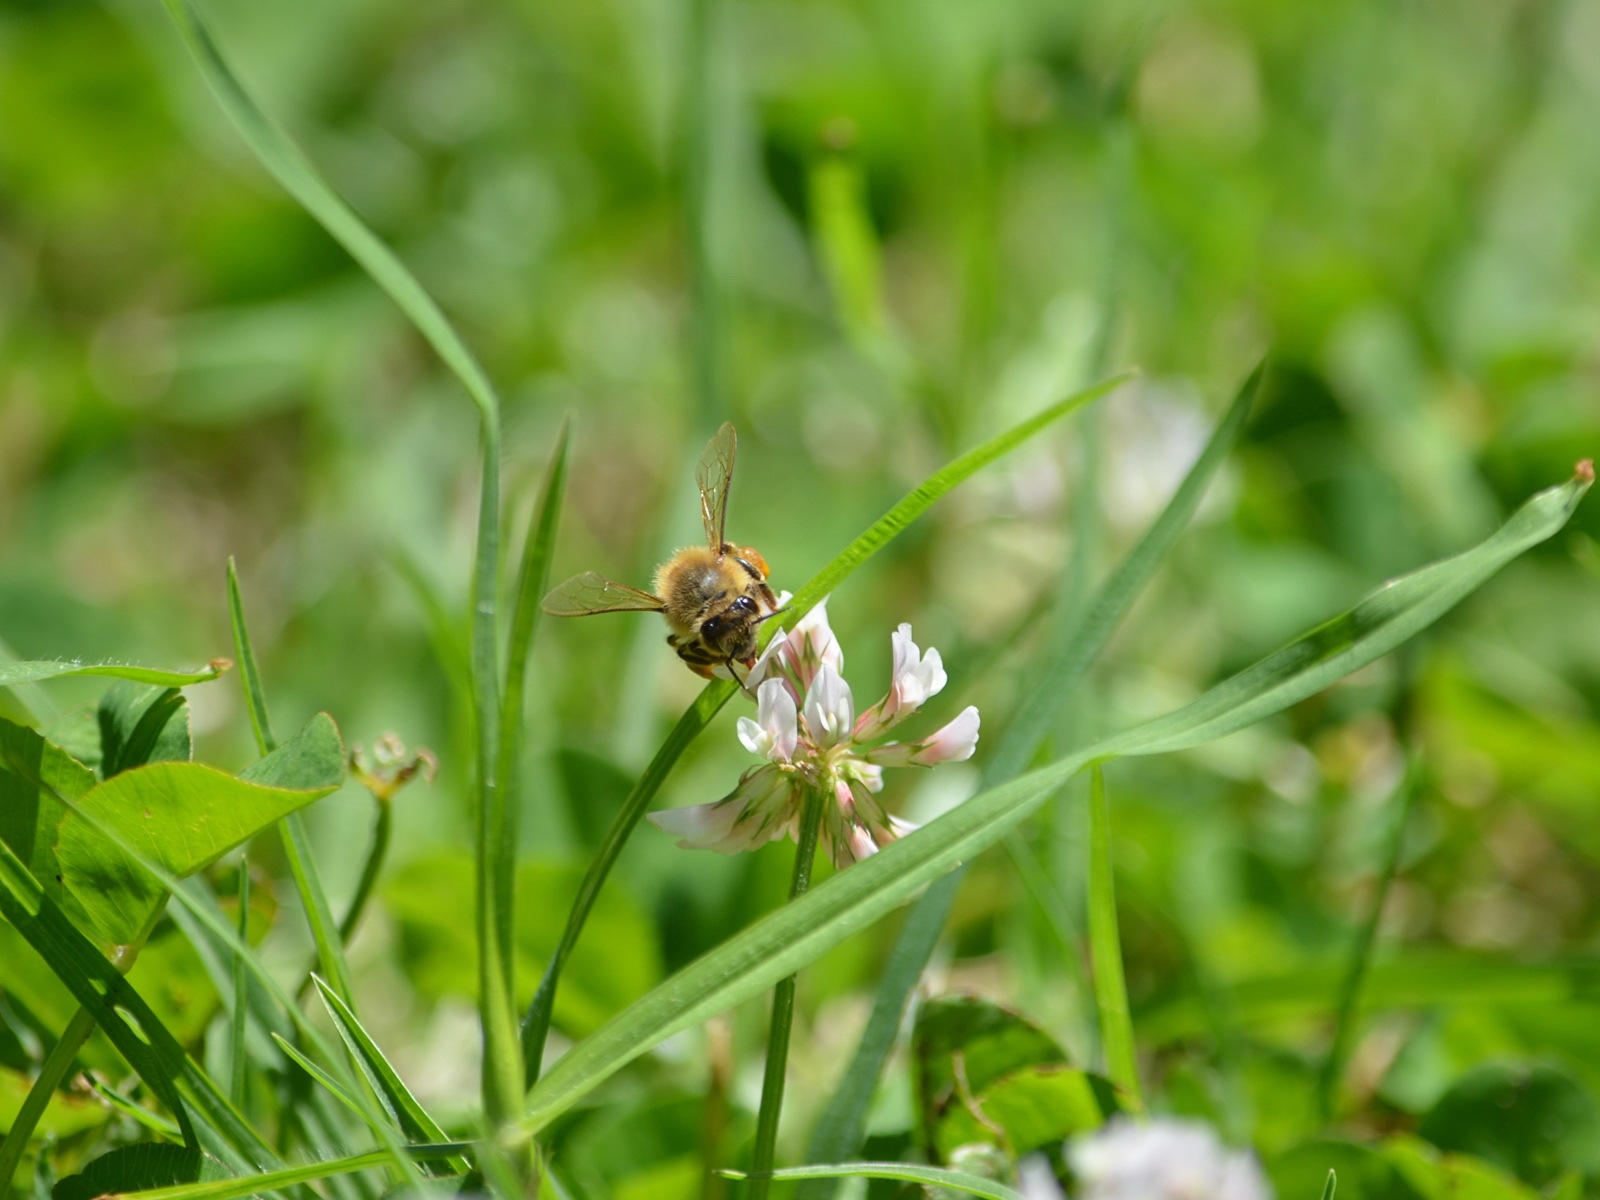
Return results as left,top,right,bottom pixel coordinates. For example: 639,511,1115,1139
541,572,665,616
696,421,737,551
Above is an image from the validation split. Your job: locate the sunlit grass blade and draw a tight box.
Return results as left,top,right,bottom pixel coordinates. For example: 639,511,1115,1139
312,977,468,1175
159,0,517,1125
1316,761,1418,1122
229,862,249,1110
270,1034,367,1126
225,563,354,1006
0,845,196,1151
515,469,1590,1133
804,362,1261,1180
88,1078,184,1142
1322,1168,1337,1199
0,661,229,688
0,1006,100,1190
721,1164,1026,1200
489,420,570,1062
519,373,1131,1082
1087,766,1142,1113
117,1144,473,1200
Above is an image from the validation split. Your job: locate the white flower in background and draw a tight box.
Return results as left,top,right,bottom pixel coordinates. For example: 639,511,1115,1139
1068,1119,1273,1200
648,599,980,868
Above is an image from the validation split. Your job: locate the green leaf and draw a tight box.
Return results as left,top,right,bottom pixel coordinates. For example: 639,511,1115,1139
521,372,1132,1082
53,714,344,944
517,470,1590,1134
52,1144,228,1200
311,978,468,1176
1382,1136,1549,1200
912,995,1069,1130
0,1065,110,1142
0,718,103,935
98,685,192,779
1417,1063,1600,1186
1087,767,1141,1113
720,1164,1026,1200
0,663,229,690
934,1066,1110,1159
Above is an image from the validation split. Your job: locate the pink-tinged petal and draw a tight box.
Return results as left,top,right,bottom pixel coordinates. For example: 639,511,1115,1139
785,597,843,688
647,766,796,854
803,663,855,746
758,678,799,760
910,705,981,765
861,623,950,737
745,628,789,694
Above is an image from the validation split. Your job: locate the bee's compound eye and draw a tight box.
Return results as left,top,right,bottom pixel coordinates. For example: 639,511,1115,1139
733,596,758,615
701,617,723,637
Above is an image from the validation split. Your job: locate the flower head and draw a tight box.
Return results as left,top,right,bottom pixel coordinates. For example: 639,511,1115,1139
649,600,979,868
1068,1119,1273,1200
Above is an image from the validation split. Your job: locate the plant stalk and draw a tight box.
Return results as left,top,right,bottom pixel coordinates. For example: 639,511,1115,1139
338,803,392,947
748,788,825,1200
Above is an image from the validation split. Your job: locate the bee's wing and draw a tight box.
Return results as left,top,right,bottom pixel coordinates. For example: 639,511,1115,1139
696,421,737,551
541,572,665,616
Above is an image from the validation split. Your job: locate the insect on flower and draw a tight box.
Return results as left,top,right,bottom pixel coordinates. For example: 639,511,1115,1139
542,423,783,680
648,601,981,867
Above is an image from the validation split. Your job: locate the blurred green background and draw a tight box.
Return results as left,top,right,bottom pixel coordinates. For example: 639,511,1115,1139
4,0,1600,1193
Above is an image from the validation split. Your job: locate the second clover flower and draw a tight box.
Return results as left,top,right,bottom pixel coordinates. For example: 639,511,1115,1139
648,600,980,868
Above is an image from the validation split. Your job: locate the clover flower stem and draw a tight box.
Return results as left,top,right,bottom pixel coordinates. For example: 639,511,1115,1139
748,787,825,1200
338,802,393,947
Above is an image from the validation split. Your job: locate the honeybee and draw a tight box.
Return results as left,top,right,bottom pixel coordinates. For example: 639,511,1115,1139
542,423,782,680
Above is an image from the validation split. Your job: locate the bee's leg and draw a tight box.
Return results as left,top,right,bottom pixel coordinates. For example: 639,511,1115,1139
726,656,749,692
674,637,719,679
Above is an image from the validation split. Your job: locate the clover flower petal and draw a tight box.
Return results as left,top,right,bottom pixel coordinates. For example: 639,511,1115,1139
1068,1119,1272,1200
654,599,978,869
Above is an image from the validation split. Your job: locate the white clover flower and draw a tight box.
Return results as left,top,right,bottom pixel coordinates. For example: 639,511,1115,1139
1068,1119,1273,1200
648,598,980,868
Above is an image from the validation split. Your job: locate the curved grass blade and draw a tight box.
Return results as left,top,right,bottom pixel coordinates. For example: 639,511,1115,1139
0,661,228,689
520,373,1132,1082
160,0,518,1122
312,977,468,1176
270,1034,367,1126
1087,767,1141,1113
516,468,1590,1133
802,361,1262,1185
1321,1168,1338,1199
118,1144,473,1200
489,422,570,1060
720,1164,1025,1200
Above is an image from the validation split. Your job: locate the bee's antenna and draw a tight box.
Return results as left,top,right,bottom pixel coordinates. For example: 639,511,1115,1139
757,607,789,625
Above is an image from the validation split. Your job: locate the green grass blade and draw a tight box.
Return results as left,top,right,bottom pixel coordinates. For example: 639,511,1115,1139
157,1,499,433
312,977,468,1175
0,1006,99,1191
0,661,228,689
159,0,517,1124
1315,762,1420,1121
803,362,1260,1181
225,559,275,756
722,1164,1025,1200
118,1144,472,1200
1087,767,1142,1113
986,360,1263,781
0,840,196,1149
519,373,1130,1082
516,469,1589,1133
782,374,1132,625
229,862,250,1110
269,1034,368,1126
1321,1168,1337,1199
490,421,570,1081
225,566,355,1006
